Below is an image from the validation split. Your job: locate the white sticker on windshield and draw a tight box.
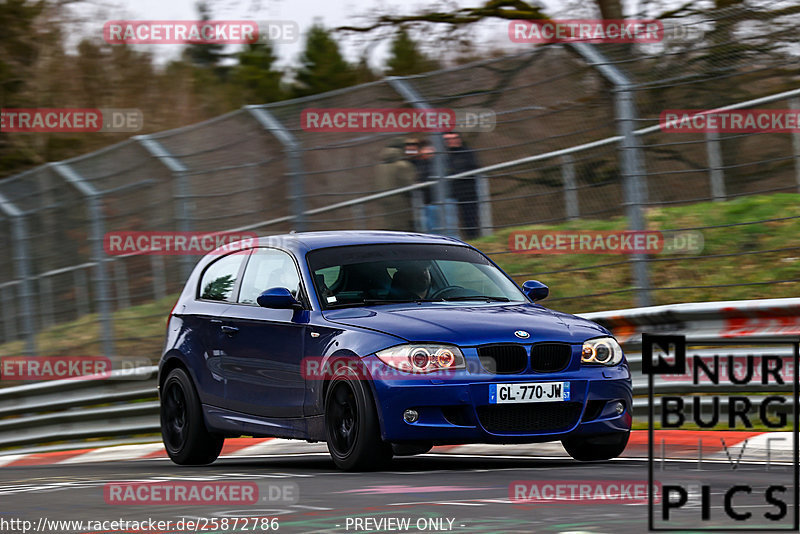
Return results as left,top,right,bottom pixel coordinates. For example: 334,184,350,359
327,296,337,303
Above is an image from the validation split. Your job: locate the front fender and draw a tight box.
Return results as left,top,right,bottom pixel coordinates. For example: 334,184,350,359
304,321,403,417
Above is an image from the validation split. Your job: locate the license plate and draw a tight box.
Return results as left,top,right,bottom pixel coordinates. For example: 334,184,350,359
489,382,569,404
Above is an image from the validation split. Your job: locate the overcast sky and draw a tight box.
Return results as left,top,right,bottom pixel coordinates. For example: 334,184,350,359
80,0,586,71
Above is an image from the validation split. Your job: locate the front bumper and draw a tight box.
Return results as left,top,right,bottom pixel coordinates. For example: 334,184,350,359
365,354,632,444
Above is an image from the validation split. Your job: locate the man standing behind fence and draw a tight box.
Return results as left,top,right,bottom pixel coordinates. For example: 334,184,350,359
444,131,480,239
376,139,416,231
406,138,438,232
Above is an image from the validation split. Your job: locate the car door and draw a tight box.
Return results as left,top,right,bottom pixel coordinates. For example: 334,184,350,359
218,247,308,418
190,249,250,407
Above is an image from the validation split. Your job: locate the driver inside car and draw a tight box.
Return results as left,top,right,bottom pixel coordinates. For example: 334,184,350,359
389,262,433,300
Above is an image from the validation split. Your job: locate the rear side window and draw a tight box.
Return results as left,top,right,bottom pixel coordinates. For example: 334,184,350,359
238,248,301,305
199,251,248,302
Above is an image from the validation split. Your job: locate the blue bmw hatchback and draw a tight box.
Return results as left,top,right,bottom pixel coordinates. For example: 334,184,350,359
159,231,632,470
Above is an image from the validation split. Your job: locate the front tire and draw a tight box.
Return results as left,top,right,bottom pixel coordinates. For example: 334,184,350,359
160,367,224,465
562,431,629,461
325,366,392,471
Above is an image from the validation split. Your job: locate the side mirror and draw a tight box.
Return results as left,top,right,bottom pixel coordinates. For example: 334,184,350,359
522,280,549,302
257,287,303,310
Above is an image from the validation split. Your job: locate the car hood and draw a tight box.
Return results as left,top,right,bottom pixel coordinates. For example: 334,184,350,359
322,302,609,346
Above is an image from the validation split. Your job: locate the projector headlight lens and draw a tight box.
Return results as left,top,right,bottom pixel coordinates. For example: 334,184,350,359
376,344,466,373
581,337,623,366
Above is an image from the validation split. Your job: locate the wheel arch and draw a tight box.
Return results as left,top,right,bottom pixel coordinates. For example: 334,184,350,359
158,350,193,394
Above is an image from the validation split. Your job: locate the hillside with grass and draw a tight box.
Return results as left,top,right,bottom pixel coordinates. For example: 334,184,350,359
476,193,800,313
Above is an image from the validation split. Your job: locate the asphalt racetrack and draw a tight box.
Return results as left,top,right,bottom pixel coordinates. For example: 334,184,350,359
1,450,795,533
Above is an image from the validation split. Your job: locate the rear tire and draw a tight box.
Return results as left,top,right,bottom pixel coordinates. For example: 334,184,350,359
325,366,392,471
562,431,629,461
161,367,224,465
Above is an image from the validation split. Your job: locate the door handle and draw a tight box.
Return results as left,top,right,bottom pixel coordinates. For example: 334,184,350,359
220,325,239,336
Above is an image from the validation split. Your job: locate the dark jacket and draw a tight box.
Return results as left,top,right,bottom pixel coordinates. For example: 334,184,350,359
447,144,479,202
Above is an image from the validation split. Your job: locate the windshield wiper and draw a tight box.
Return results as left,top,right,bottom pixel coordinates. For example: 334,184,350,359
440,295,510,302
326,296,511,308
362,298,420,305
326,299,407,309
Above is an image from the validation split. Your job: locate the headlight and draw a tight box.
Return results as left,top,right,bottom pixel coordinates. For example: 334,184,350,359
581,337,623,366
375,344,466,373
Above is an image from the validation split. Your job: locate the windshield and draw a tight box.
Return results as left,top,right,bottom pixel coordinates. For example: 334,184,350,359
307,243,527,309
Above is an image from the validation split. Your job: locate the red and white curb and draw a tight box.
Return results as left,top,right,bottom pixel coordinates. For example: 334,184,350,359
0,431,791,467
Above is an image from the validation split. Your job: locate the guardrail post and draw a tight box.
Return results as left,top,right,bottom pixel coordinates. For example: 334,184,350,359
705,130,726,201
51,163,115,358
792,98,800,193
569,42,651,307
245,106,307,232
134,136,195,282
387,77,458,238
0,196,37,355
561,155,579,220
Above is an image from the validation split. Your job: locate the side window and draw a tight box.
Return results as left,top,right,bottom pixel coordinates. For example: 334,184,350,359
199,251,248,302
238,248,301,305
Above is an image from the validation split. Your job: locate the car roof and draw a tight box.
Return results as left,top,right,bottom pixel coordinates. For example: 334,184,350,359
243,230,468,255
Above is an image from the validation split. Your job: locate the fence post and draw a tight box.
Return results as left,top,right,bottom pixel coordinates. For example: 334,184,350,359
51,163,115,358
705,130,726,201
135,136,195,282
561,155,579,220
387,77,458,238
792,98,800,193
0,195,37,355
245,106,307,232
569,42,651,307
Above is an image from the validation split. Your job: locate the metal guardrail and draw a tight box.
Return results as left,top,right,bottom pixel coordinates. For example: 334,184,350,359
0,366,158,449
0,297,797,453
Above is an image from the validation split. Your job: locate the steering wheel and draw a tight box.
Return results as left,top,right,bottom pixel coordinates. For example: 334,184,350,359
429,285,468,299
